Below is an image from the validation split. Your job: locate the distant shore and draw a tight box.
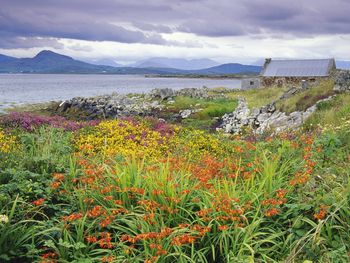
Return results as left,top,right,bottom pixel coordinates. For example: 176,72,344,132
145,73,258,79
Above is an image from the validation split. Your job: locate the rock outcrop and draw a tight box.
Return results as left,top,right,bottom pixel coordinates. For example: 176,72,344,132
57,93,163,119
218,96,335,134
334,70,350,92
56,87,219,119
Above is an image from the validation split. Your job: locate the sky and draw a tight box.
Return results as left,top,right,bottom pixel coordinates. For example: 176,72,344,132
0,0,350,64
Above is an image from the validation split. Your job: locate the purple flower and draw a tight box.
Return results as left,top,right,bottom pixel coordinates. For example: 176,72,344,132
0,112,99,132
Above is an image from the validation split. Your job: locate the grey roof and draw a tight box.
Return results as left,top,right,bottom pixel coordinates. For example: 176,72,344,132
261,59,335,77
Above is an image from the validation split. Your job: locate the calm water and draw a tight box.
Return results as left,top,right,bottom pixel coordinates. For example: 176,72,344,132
0,74,241,109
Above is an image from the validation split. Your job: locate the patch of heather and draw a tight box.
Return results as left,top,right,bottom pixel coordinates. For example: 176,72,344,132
0,112,99,131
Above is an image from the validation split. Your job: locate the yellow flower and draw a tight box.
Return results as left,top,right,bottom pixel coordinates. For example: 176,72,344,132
0,128,17,153
75,119,178,160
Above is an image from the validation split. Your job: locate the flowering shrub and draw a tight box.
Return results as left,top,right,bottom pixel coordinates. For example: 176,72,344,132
0,112,99,131
0,128,17,153
76,119,179,159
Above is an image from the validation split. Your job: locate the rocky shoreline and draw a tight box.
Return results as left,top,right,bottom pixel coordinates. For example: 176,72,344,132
55,87,215,119
16,69,350,134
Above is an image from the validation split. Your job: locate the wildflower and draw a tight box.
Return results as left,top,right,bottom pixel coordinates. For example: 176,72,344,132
62,213,83,222
0,128,17,153
314,205,329,220
87,205,104,218
99,232,113,249
265,208,280,217
144,257,159,263
32,198,45,206
86,235,98,243
0,214,9,223
99,215,114,228
50,181,61,189
101,255,115,262
171,234,197,246
41,252,57,259
276,189,287,198
53,173,65,181
218,225,229,231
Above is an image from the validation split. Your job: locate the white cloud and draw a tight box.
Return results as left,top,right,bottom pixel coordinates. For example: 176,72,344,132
1,33,349,64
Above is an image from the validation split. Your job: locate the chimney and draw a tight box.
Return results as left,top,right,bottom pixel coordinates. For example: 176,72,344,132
263,58,272,69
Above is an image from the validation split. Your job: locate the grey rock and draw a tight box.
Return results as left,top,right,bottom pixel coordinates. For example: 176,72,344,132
150,88,175,100
334,70,350,92
280,87,300,99
180,109,192,119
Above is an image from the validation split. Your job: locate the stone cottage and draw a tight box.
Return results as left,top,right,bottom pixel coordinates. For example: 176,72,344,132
260,58,336,87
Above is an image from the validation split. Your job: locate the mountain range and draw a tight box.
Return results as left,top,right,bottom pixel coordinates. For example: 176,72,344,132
0,50,262,75
129,57,219,70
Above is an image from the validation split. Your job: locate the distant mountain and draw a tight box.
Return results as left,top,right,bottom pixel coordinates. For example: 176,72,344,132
336,60,350,70
193,63,262,74
0,50,261,75
0,54,18,63
0,50,122,73
131,57,219,70
86,58,123,67
135,60,168,68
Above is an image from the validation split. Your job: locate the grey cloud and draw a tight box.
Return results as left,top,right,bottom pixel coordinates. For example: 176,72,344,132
0,34,63,49
0,0,349,50
132,22,173,34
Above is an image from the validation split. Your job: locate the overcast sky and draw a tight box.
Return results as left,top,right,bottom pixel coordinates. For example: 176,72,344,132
1,0,349,64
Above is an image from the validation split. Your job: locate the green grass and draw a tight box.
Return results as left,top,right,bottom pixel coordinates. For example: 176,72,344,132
276,80,335,114
166,96,237,115
223,86,288,109
304,93,350,130
163,96,238,130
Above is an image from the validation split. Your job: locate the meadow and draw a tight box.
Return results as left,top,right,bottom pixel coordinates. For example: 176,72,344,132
0,92,350,262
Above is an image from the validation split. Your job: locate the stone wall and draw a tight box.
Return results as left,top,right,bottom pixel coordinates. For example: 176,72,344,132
261,76,323,88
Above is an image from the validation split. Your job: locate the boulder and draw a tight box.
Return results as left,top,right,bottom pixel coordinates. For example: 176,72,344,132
150,88,175,100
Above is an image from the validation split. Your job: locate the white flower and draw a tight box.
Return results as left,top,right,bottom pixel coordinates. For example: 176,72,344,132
0,214,9,223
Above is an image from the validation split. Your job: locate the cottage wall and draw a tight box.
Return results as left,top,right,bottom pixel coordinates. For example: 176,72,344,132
261,76,328,88
241,78,261,90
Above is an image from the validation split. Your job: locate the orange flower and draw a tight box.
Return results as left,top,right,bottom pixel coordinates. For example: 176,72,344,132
171,234,197,246
99,232,113,249
276,189,287,198
101,256,114,262
87,205,104,218
99,215,114,228
86,235,98,243
265,208,280,217
62,212,83,222
218,225,229,231
314,205,329,220
151,189,164,195
50,181,61,189
53,173,65,181
32,198,45,206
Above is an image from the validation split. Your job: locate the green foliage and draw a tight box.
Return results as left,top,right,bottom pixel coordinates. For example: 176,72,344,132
0,196,46,262
18,126,73,174
304,93,350,130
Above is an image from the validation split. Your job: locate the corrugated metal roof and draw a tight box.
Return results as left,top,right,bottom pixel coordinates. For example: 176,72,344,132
261,59,335,77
